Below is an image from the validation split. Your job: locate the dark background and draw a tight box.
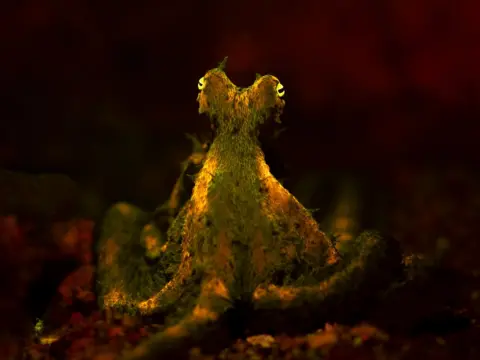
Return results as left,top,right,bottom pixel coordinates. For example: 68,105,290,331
1,0,479,215
1,2,480,357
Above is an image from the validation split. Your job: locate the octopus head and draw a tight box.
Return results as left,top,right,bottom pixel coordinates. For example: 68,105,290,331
197,58,285,134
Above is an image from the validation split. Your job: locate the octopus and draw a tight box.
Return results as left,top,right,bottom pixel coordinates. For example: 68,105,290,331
96,58,404,360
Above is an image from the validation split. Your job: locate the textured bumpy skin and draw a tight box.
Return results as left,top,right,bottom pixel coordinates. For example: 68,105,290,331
96,59,404,360
96,136,209,314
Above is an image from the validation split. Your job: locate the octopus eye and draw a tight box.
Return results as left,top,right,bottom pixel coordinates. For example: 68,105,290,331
198,77,206,90
276,82,285,97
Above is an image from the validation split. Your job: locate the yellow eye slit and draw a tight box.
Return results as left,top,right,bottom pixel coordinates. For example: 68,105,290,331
198,77,206,90
276,82,285,97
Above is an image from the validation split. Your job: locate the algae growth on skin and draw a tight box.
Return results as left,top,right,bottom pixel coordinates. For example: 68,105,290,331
96,58,404,360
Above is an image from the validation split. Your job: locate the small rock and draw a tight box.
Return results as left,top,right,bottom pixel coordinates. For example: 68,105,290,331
307,331,338,349
108,327,125,338
246,334,276,348
350,323,389,341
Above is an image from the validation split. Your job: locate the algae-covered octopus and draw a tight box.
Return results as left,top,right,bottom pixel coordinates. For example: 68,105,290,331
96,58,404,359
